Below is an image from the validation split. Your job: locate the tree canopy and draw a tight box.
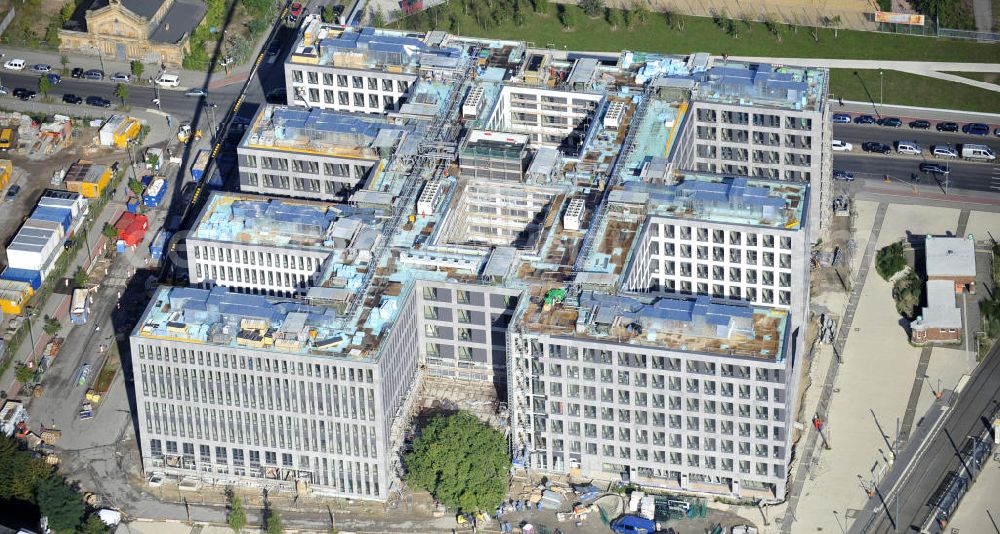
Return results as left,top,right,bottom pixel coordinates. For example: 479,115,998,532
405,412,510,512
36,476,85,532
0,436,52,501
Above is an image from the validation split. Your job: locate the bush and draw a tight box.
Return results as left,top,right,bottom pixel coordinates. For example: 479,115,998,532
15,363,34,384
580,0,603,17
892,271,922,318
875,241,907,281
557,4,575,28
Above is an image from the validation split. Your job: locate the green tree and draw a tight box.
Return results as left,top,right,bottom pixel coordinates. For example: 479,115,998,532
36,476,85,532
981,296,1000,338
130,60,144,79
265,508,284,534
405,412,510,512
580,0,603,17
370,7,386,27
114,83,129,107
321,4,336,23
60,1,76,23
557,4,575,29
79,515,110,534
631,0,649,25
73,267,89,286
241,0,272,17
228,491,247,532
533,0,549,14
129,178,145,196
60,54,69,75
876,241,907,280
605,7,623,29
102,222,118,239
43,317,61,336
38,74,51,97
205,0,226,27
15,363,34,384
0,436,52,501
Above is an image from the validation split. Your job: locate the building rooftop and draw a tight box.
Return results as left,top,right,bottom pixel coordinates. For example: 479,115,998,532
913,280,962,330
135,286,405,361
289,25,463,74
241,105,405,159
925,235,976,278
64,160,109,185
519,289,789,361
674,60,827,112
616,174,806,229
190,192,383,251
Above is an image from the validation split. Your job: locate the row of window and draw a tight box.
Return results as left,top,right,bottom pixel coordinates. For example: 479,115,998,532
192,246,321,270
694,109,814,131
242,155,371,178
139,363,377,421
296,87,399,111
147,439,381,496
290,70,410,94
644,280,792,306
144,401,377,459
136,344,374,382
195,264,311,290
652,225,794,249
540,444,785,478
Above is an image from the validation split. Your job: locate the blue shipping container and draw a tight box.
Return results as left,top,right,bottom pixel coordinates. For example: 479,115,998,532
150,229,170,260
142,178,167,207
1,267,42,290
30,206,73,233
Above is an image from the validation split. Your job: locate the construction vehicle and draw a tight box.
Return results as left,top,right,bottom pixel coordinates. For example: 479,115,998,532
176,123,203,144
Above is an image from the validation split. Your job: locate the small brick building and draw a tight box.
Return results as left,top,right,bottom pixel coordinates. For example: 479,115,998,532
910,234,976,345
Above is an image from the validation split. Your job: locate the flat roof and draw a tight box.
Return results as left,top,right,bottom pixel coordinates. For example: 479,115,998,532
289,26,464,73
135,286,404,361
519,289,788,361
913,280,962,330
674,60,827,112
191,192,383,251
618,174,807,230
241,105,404,159
925,235,976,278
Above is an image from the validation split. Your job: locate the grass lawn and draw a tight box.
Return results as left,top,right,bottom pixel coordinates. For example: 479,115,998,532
947,71,1000,84
828,69,1000,113
397,1,999,63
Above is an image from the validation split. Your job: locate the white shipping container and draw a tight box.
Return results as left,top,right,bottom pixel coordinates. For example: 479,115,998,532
6,225,61,271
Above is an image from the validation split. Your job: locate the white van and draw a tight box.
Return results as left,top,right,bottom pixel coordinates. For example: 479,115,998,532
3,59,25,71
961,143,996,161
155,73,180,88
895,141,922,156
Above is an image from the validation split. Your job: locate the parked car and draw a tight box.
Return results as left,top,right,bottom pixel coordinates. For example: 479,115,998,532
936,121,959,132
833,170,855,181
854,114,876,125
86,95,111,108
895,141,922,155
71,67,84,78
31,63,51,73
831,113,852,124
62,94,84,105
3,59,25,70
962,122,990,136
908,120,931,129
862,141,892,154
147,472,165,488
83,69,104,81
5,184,21,201
46,73,61,85
289,2,304,17
111,72,131,83
931,145,958,158
877,117,902,128
919,162,950,174
13,88,36,101
831,139,853,152
154,73,180,87
0,86,7,95
995,128,1000,137
184,88,207,97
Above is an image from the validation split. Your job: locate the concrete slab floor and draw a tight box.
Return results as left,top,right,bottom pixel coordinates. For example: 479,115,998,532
964,210,1000,242
875,204,959,249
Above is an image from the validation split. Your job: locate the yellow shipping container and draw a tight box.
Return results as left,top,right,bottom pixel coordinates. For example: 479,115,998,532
0,159,11,189
65,160,112,198
0,279,32,315
113,118,141,149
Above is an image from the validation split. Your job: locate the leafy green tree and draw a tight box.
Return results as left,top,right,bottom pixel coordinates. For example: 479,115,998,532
321,5,336,22
43,317,61,336
114,83,129,107
370,7,386,27
79,515,110,534
0,436,52,501
129,178,145,196
605,7,623,29
102,222,118,239
631,0,649,24
265,508,284,534
73,267,89,286
228,491,247,532
533,0,549,14
60,54,69,75
36,476,85,532
15,363,34,384
405,412,510,512
38,74,51,97
557,4,575,29
60,1,76,23
580,0,603,17
875,241,907,280
130,60,144,79
241,0,272,17
982,296,1000,338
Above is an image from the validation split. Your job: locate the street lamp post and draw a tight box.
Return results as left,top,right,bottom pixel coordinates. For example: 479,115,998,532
207,103,218,142
97,46,106,75
24,307,36,361
879,70,884,107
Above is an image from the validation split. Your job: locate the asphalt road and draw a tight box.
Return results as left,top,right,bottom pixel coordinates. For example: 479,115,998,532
852,341,1000,533
833,153,1000,192
832,123,1000,152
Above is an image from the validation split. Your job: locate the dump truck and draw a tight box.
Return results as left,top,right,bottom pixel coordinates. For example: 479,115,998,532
191,149,210,181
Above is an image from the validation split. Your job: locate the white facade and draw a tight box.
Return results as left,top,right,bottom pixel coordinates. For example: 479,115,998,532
285,66,414,114
486,86,603,149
